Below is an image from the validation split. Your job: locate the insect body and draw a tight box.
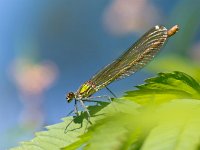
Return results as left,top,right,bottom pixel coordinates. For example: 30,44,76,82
66,25,179,116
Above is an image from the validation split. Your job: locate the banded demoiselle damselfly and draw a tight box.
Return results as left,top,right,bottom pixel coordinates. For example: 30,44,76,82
66,25,179,119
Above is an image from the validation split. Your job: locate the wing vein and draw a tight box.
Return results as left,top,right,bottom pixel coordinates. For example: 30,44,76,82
89,25,168,91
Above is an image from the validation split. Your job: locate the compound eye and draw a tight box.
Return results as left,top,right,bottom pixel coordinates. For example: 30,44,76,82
66,92,75,103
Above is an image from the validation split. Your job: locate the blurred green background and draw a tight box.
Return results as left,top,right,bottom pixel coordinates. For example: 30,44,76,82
0,0,199,149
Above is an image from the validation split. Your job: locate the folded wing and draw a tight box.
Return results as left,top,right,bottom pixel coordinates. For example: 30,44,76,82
90,25,168,91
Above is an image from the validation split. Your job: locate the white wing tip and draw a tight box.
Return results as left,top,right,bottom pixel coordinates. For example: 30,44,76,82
155,25,167,31
155,25,160,30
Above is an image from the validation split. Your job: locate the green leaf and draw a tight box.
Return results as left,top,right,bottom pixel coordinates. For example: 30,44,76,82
141,99,200,150
63,99,200,150
10,102,111,150
147,56,200,82
62,100,141,150
10,71,200,150
122,71,200,105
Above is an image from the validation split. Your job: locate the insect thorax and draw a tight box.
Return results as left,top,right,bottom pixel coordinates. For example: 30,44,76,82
76,81,97,99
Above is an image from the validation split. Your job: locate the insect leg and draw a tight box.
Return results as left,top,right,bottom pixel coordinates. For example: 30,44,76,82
82,95,118,111
74,99,79,115
79,100,91,120
66,109,74,117
81,95,112,103
105,86,117,98
100,95,117,111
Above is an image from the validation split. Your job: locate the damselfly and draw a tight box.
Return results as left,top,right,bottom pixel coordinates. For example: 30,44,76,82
66,25,179,118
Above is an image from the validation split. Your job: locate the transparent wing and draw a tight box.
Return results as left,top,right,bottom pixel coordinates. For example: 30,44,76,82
90,25,168,90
